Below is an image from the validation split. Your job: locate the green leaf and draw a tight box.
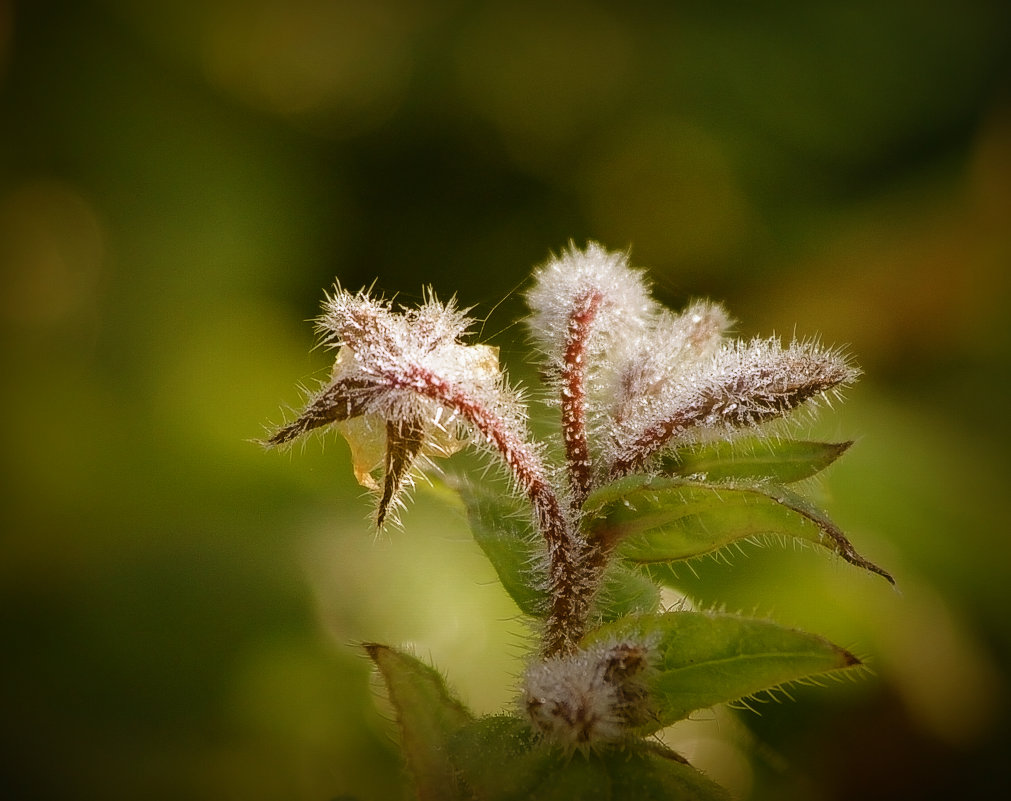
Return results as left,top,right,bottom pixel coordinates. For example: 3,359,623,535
662,438,853,483
450,715,731,801
582,612,861,731
765,484,894,583
582,476,893,583
365,644,474,801
454,477,547,617
449,716,553,800
578,746,733,801
454,477,666,619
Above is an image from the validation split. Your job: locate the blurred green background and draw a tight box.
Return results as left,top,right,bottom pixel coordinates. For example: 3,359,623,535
1,1,1010,799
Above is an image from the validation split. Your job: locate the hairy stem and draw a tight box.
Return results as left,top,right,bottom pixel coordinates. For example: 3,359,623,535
611,405,711,477
561,290,602,507
392,364,591,656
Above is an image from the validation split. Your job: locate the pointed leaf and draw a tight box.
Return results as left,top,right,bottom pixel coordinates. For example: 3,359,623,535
582,612,861,731
449,715,554,801
365,644,474,801
662,438,852,484
763,484,894,583
263,374,380,446
455,477,665,619
377,416,426,527
450,715,731,801
583,476,892,583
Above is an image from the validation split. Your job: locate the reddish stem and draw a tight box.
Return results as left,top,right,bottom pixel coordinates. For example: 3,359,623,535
391,364,589,655
611,413,692,478
561,291,602,506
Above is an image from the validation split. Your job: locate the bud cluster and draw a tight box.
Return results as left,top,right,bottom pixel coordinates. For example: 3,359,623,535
266,242,862,744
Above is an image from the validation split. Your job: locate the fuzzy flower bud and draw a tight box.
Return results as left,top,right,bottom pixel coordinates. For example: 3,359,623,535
612,302,732,427
611,337,860,475
523,640,654,749
525,242,658,503
525,242,657,360
265,286,528,527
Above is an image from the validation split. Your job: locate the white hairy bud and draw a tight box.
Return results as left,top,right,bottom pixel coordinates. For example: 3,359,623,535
523,641,653,749
525,241,657,360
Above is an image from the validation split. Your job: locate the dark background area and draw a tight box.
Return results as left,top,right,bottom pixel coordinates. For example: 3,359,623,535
2,1,1010,799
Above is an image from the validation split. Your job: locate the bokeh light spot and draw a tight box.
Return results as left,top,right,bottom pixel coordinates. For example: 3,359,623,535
455,0,634,171
0,179,105,327
579,117,756,271
202,0,416,134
